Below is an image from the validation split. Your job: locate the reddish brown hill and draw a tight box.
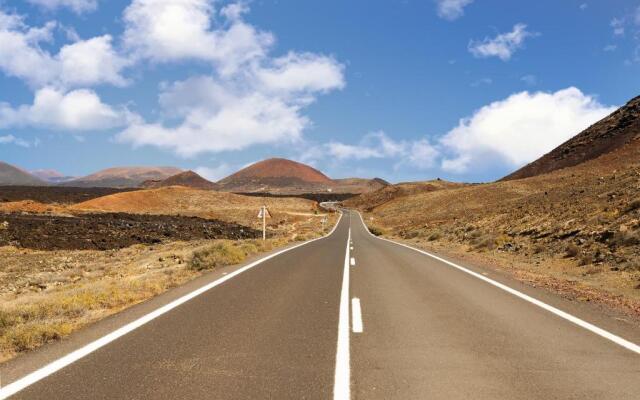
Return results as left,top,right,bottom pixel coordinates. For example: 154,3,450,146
142,170,218,190
218,158,334,193
503,95,640,181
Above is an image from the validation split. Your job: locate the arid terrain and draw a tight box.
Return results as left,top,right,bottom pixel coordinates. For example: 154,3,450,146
0,185,337,362
347,101,640,318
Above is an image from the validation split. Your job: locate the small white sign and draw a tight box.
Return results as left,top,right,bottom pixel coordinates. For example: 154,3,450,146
258,207,271,219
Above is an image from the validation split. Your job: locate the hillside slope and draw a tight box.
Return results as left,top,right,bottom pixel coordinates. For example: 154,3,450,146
62,167,182,188
142,171,218,190
0,161,47,186
353,136,640,313
503,95,640,181
218,158,333,193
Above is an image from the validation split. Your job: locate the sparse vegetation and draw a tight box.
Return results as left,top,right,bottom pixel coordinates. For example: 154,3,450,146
189,241,246,271
565,243,580,258
0,210,337,363
625,198,640,213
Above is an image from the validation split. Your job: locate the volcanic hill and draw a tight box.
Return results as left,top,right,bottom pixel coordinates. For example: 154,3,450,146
218,158,334,193
142,170,219,190
61,166,183,188
0,161,47,186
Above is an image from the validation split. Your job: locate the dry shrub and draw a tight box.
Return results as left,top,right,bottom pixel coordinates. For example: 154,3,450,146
368,226,386,236
565,243,580,258
532,243,546,254
428,231,442,241
471,233,497,251
625,198,640,213
189,242,246,271
612,230,640,247
579,253,594,266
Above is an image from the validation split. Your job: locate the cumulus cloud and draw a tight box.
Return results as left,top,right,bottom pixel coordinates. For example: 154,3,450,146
0,87,130,131
0,10,128,88
469,24,537,61
0,11,58,87
118,76,309,156
0,134,31,147
301,132,439,171
257,52,345,96
117,3,345,157
439,87,616,173
436,0,473,21
123,0,273,76
58,35,130,87
27,0,99,14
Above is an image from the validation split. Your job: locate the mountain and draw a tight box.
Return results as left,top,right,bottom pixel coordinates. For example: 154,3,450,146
31,169,76,184
0,161,47,186
61,167,183,188
503,95,640,181
141,170,219,190
218,158,334,193
332,177,390,194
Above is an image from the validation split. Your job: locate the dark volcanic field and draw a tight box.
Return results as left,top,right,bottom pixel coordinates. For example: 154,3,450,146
236,192,357,202
0,213,260,251
0,186,139,204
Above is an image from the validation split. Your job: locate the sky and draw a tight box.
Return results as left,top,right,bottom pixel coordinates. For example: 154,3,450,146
0,0,639,183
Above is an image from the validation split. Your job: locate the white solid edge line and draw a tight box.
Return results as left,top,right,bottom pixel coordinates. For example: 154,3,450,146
355,212,640,355
351,298,363,333
350,257,355,266
0,213,344,399
333,228,351,400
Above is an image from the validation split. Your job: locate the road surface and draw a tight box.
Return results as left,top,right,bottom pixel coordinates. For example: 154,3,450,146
2,211,639,399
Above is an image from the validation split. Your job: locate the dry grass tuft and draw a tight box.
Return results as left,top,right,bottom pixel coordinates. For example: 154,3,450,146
189,241,247,271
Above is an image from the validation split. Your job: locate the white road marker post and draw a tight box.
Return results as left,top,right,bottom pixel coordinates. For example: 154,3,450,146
257,205,271,241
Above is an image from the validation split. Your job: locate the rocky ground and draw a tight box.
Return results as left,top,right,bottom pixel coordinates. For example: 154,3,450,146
0,186,137,204
0,212,260,251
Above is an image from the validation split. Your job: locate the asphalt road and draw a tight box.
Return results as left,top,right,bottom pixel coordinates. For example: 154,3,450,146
3,211,640,399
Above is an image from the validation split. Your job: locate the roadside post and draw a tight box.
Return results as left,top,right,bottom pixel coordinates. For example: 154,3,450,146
258,205,271,240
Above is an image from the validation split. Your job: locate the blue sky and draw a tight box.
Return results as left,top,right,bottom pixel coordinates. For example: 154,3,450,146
0,0,639,183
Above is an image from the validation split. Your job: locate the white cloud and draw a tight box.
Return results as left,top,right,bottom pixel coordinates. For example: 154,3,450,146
117,3,345,157
194,164,233,181
469,24,537,61
407,139,439,169
58,35,130,87
301,132,438,171
439,87,616,173
257,52,345,96
123,0,273,76
579,3,588,11
611,18,625,36
117,75,312,156
0,10,128,88
635,6,640,26
0,87,130,131
0,11,58,87
0,134,31,147
436,0,473,21
27,0,98,14
603,44,617,52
